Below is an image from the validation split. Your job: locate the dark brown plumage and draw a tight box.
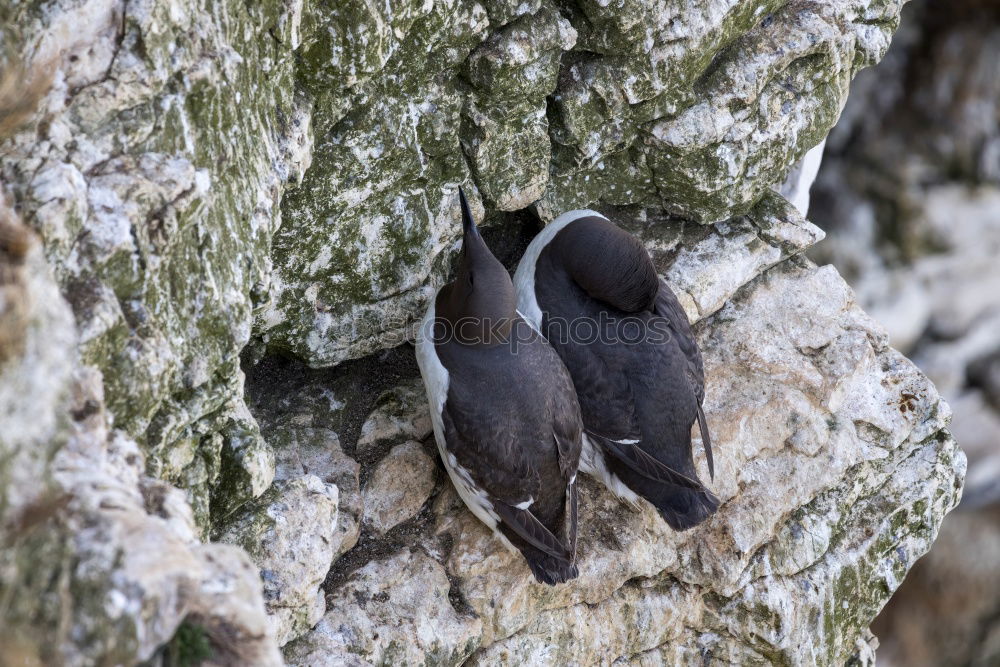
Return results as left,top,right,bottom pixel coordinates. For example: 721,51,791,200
514,211,718,531
416,188,583,584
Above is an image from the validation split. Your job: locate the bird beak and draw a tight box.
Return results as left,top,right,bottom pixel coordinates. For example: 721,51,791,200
458,186,481,240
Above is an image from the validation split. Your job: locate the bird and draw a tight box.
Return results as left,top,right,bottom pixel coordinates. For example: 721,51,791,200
415,187,583,584
513,209,718,530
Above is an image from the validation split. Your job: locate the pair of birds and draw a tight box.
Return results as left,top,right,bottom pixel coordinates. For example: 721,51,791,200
416,188,718,585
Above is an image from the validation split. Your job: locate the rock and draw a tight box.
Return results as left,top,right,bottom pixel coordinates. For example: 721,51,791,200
811,185,1000,356
462,7,577,210
919,186,1000,340
482,0,543,26
939,391,1000,505
209,401,277,527
873,506,1000,667
0,200,75,518
258,0,907,367
616,191,825,323
465,576,701,666
243,349,431,560
362,441,438,534
0,0,309,539
356,378,433,458
0,0,962,663
259,1,490,366
283,549,484,666
286,214,962,664
268,426,362,560
912,312,1000,397
848,630,881,667
2,0,302,463
0,202,281,664
437,258,959,663
806,2,999,662
858,274,932,355
218,475,339,647
541,0,899,224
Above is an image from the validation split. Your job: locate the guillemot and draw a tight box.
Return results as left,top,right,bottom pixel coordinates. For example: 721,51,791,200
416,188,583,584
513,209,718,530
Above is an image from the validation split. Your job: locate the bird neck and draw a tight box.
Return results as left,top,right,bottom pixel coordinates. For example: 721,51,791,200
437,282,516,346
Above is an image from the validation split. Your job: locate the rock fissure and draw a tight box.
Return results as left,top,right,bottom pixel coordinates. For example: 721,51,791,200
0,0,966,663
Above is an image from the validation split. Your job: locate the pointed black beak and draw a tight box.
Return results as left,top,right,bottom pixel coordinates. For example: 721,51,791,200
458,186,481,239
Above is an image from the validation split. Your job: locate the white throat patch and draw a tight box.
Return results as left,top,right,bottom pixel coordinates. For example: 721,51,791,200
513,209,608,333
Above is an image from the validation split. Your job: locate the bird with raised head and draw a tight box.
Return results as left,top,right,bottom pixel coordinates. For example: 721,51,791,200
416,188,584,584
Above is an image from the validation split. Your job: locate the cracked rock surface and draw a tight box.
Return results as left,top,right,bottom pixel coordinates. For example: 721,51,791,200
0,202,281,665
808,0,999,663
0,0,964,664
271,210,962,665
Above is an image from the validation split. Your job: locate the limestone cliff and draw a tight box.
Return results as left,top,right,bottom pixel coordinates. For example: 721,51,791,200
0,0,963,664
809,1,1000,662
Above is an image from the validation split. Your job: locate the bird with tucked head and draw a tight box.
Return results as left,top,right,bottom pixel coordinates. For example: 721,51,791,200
514,209,718,530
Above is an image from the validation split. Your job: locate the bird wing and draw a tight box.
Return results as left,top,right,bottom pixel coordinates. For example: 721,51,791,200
653,279,704,400
588,431,703,489
576,342,702,487
567,479,578,558
546,346,584,479
653,279,714,479
440,394,573,560
567,340,644,445
696,402,714,480
492,499,572,560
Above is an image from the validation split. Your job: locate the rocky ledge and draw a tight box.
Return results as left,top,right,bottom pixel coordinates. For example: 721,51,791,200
256,199,963,664
0,0,964,664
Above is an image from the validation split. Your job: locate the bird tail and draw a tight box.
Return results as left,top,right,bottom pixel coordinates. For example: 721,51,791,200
522,550,579,585
495,496,579,586
647,483,720,531
589,433,720,530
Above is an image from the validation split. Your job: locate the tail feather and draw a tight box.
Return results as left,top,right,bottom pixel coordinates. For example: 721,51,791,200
696,403,714,481
592,433,720,530
648,483,720,531
523,552,579,585
499,525,580,585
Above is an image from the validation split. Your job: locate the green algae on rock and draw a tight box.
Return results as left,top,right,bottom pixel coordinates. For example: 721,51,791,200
0,0,963,664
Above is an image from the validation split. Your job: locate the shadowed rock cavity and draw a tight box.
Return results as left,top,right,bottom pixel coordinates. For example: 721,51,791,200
0,0,964,664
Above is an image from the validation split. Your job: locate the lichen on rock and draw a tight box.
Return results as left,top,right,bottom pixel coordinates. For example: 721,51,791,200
0,0,966,664
0,201,280,665
218,474,339,646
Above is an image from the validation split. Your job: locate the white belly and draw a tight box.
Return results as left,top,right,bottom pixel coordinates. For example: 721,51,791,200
580,434,641,507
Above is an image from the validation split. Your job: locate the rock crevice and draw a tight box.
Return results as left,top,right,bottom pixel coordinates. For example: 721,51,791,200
0,0,964,664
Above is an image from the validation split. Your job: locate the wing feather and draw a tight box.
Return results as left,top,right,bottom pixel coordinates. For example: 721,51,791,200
567,480,578,558
696,403,714,480
654,279,714,478
437,335,580,563
653,279,704,402
589,432,703,490
493,500,572,560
